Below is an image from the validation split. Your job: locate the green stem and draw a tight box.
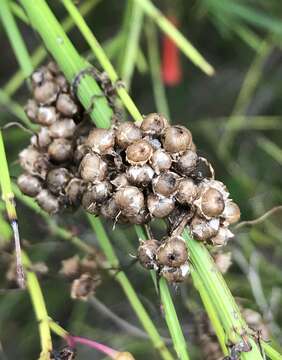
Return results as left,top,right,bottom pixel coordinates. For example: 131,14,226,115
133,0,215,76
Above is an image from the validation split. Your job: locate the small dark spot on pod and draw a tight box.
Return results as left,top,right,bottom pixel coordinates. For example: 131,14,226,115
157,237,188,267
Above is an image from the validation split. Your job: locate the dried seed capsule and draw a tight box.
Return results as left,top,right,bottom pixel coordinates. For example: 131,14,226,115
141,113,168,135
152,171,180,197
88,181,112,203
190,216,220,242
137,239,160,269
65,178,85,206
100,197,119,219
160,263,190,283
46,168,71,195
157,237,188,267
73,144,88,164
24,99,38,122
31,67,53,87
111,174,129,189
80,153,107,183
33,81,59,105
146,137,162,150
150,149,172,174
81,191,100,215
163,125,192,154
115,122,142,148
36,189,60,214
19,146,49,178
176,179,198,205
55,74,68,92
47,61,60,75
210,226,234,246
37,106,57,126
191,157,214,180
213,252,232,274
177,150,198,175
86,128,115,155
48,138,73,163
31,127,52,148
17,173,42,197
127,210,150,225
222,200,240,225
201,188,225,218
56,93,78,116
126,139,153,166
147,194,175,218
71,273,101,301
49,118,76,138
126,165,154,186
115,186,145,216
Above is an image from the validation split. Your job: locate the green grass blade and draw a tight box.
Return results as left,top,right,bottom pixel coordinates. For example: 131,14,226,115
257,137,282,165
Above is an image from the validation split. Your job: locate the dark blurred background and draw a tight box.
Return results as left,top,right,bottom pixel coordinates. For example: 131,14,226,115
0,1,282,359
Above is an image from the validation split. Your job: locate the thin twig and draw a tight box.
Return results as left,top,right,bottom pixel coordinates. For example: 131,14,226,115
235,206,282,229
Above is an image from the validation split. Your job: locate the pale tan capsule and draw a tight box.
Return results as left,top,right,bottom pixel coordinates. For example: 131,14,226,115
115,186,145,216
81,191,100,215
31,67,53,87
31,127,52,148
150,149,172,174
24,99,38,122
46,168,71,195
163,125,192,154
176,179,198,205
56,93,78,116
48,138,73,163
111,174,129,189
147,194,175,218
33,81,59,105
79,153,107,183
49,118,76,138
137,239,160,270
126,165,154,186
222,200,240,225
177,150,198,175
65,178,85,206
37,106,57,126
17,173,42,197
36,189,60,214
190,216,220,241
126,139,153,166
160,263,190,283
55,74,68,92
157,237,188,267
115,122,142,148
152,171,180,197
200,188,225,218
71,273,101,301
19,146,49,178
86,128,115,154
141,113,168,135
87,181,112,203
210,226,234,246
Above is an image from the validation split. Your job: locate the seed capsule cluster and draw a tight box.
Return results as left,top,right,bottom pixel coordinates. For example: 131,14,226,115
18,64,241,283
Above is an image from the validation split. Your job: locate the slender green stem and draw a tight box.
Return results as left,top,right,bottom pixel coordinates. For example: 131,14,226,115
262,342,282,360
87,215,174,360
22,252,52,359
61,0,142,121
145,19,170,119
0,0,33,84
133,0,214,76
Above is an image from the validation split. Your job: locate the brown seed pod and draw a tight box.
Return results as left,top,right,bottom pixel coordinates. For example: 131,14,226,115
152,171,180,197
31,67,53,87
160,263,190,283
163,125,192,154
79,153,107,183
156,237,188,267
147,194,175,218
48,138,73,163
81,191,100,215
33,81,60,105
222,200,240,225
126,165,154,186
137,239,160,270
65,178,85,206
199,187,225,218
146,137,162,150
37,106,57,126
213,252,232,274
88,181,112,203
85,128,115,155
19,146,49,178
55,74,68,93
17,173,42,197
49,118,76,138
71,273,101,301
150,149,172,174
177,150,198,175
60,255,80,278
36,189,60,214
73,144,88,164
31,127,52,148
209,226,234,246
115,122,142,149
141,113,168,135
46,168,71,195
126,139,153,166
24,99,38,122
176,178,198,205
56,93,78,116
115,186,145,217
190,216,220,242
100,197,119,219
47,61,60,75
111,173,129,189
127,210,150,225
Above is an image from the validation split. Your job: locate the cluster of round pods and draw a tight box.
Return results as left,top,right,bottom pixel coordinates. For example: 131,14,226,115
18,64,241,283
